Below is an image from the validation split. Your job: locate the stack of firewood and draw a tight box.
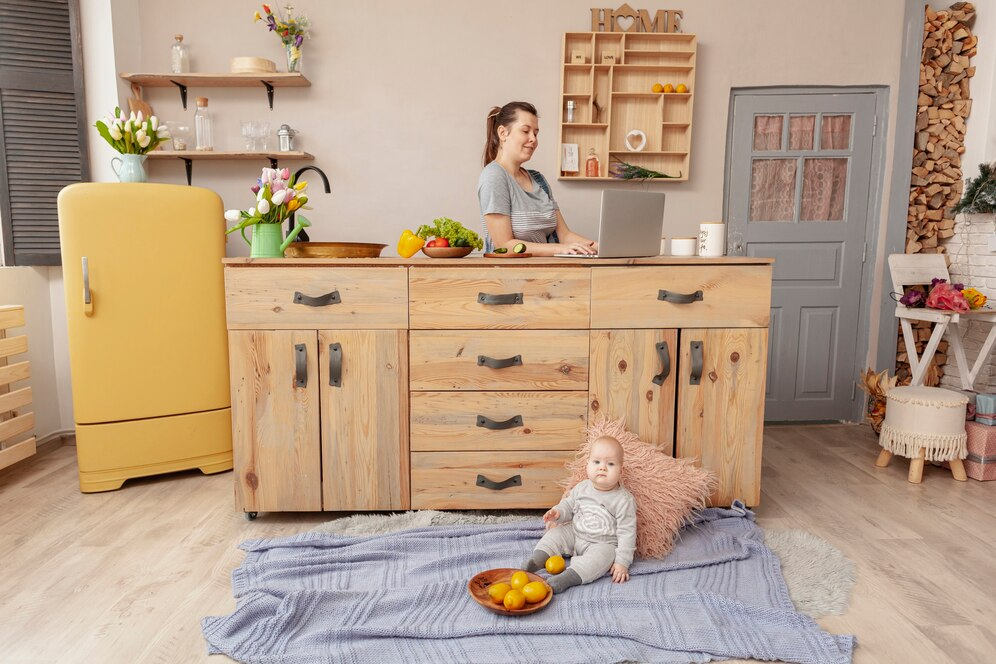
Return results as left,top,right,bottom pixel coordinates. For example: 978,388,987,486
898,2,975,386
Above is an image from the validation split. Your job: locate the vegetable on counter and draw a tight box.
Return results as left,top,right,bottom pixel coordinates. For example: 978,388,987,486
416,217,483,251
397,229,425,258
512,243,526,254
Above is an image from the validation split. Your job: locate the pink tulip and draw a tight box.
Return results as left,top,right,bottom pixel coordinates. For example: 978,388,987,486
250,184,261,194
280,167,290,180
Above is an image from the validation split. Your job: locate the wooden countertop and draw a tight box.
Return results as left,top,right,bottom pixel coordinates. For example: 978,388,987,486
223,256,775,267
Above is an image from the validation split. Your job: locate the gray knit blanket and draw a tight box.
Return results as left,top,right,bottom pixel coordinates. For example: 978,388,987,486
202,504,854,663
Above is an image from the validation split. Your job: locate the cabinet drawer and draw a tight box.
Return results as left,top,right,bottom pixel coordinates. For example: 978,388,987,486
225,267,408,329
411,391,587,451
590,265,771,329
409,330,588,391
409,268,590,329
411,451,573,509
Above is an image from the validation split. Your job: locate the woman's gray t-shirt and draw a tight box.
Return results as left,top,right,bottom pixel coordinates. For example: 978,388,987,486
477,162,559,252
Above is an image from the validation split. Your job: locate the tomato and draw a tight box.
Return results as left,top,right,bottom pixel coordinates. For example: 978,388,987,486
425,239,437,247
434,237,450,247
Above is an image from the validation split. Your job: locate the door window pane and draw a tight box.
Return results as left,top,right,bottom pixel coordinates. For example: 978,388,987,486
788,115,815,150
750,159,797,222
753,115,783,150
820,115,852,149
801,158,848,221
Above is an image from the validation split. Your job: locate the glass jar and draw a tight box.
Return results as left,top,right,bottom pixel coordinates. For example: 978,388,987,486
194,97,213,151
170,34,190,74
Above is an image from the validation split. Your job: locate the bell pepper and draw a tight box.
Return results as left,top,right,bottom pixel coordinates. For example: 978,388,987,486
397,229,425,258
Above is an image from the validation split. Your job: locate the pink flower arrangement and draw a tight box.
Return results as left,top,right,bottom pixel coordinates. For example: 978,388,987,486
895,277,988,313
925,281,970,312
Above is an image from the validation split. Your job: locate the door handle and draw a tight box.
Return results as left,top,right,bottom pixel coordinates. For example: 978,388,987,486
328,342,342,387
476,414,523,430
294,343,307,387
476,474,522,490
478,292,523,305
294,290,341,306
658,289,704,304
477,354,522,369
82,256,93,315
689,341,703,385
652,341,670,386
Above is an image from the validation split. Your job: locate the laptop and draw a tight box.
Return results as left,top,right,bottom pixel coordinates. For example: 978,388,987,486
554,190,666,258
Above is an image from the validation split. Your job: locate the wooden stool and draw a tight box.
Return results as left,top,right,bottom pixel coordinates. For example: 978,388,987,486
874,386,968,484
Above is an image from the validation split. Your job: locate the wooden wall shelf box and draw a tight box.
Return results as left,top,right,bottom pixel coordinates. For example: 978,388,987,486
559,32,697,182
223,257,771,516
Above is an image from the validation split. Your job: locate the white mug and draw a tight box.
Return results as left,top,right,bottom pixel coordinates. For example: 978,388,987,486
670,237,697,256
698,223,726,257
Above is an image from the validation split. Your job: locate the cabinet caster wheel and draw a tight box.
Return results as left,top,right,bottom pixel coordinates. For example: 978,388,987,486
245,512,258,521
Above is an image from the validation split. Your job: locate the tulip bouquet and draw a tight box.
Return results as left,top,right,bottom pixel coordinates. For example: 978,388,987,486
94,107,170,154
225,167,310,242
255,4,310,72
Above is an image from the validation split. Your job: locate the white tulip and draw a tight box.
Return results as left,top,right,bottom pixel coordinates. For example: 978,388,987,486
224,209,242,222
138,135,151,148
270,189,287,206
150,116,158,131
108,125,122,141
257,199,271,215
248,207,256,217
256,188,265,201
124,120,132,133
129,111,136,122
136,129,147,142
136,111,144,124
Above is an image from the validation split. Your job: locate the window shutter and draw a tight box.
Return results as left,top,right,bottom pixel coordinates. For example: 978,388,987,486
0,0,88,266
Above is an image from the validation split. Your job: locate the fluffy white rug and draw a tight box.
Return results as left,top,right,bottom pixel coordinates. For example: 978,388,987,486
313,510,855,619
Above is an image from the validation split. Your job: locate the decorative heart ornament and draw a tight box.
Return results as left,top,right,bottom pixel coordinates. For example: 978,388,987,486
615,15,636,31
625,129,647,152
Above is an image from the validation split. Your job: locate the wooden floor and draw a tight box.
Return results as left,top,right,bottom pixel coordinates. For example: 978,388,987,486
1,424,994,663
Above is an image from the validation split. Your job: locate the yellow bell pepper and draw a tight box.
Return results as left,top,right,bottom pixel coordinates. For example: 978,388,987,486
397,229,425,258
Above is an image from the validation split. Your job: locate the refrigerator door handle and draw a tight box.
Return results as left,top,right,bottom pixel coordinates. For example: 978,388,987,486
82,256,93,315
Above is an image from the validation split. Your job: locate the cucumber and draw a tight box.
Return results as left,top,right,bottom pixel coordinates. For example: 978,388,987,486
512,243,526,254
494,247,508,254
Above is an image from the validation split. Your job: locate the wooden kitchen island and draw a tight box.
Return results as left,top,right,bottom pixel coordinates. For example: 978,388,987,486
223,256,773,516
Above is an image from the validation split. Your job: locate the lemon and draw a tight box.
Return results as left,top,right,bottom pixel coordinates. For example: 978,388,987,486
652,83,664,93
510,570,530,590
545,555,566,575
676,83,688,93
663,83,675,93
487,582,512,604
503,588,527,610
522,581,548,604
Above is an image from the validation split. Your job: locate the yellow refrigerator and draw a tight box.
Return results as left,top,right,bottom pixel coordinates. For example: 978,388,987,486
58,183,232,492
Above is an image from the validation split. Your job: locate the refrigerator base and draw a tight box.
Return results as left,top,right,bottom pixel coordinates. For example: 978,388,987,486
75,407,233,493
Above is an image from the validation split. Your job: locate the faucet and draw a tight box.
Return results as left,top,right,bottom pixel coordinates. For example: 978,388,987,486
286,165,332,242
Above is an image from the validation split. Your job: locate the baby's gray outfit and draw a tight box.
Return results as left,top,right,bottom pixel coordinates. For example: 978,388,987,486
536,479,637,583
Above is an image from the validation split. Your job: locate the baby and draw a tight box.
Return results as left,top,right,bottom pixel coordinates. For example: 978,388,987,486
523,435,637,593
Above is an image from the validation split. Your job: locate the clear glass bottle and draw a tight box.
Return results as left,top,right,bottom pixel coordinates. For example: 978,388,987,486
585,148,600,178
194,97,213,151
170,34,190,74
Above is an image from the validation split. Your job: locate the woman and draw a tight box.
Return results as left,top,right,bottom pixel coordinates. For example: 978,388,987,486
478,101,597,256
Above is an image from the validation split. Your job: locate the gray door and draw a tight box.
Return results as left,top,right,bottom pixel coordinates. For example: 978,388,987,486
727,92,877,421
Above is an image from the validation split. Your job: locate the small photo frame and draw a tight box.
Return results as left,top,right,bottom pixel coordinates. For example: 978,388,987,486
561,143,579,174
570,50,586,64
601,53,617,65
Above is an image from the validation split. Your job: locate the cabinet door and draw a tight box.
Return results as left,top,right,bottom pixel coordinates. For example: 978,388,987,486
319,330,409,510
676,328,768,506
589,330,677,454
229,330,321,512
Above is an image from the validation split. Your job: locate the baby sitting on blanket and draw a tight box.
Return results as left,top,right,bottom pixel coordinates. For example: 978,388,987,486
523,435,637,593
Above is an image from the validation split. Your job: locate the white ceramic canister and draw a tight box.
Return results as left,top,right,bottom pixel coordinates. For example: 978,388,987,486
670,237,697,256
698,222,726,257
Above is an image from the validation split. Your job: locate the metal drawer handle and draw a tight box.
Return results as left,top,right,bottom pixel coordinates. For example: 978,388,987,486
328,342,342,387
477,354,522,369
294,343,307,388
294,290,341,307
476,474,522,491
478,292,523,305
690,341,703,385
652,341,670,386
658,289,703,304
82,256,93,315
476,414,523,430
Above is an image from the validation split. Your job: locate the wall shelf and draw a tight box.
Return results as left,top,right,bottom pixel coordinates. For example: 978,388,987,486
147,150,314,185
120,72,310,109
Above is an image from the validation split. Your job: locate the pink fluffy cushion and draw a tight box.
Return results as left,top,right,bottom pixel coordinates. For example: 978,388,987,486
558,416,717,559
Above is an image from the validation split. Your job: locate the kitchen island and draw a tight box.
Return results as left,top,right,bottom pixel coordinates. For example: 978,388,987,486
223,256,773,515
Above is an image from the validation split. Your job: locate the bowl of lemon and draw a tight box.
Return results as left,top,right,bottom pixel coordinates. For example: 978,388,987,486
468,568,553,615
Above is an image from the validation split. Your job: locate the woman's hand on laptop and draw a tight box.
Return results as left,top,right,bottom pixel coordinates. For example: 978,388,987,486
562,241,597,255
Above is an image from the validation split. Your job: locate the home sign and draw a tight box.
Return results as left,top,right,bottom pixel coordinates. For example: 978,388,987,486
591,4,683,33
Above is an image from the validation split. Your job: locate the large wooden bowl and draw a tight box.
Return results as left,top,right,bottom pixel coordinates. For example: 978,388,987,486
467,568,553,616
421,246,473,258
283,242,387,258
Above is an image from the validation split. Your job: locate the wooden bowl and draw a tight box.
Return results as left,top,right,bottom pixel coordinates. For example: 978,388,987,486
421,246,473,258
283,242,387,258
467,568,553,616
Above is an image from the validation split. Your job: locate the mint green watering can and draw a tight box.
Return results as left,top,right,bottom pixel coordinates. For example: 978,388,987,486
246,217,311,258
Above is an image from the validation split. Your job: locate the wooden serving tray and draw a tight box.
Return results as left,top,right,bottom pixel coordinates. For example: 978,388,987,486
467,568,553,615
